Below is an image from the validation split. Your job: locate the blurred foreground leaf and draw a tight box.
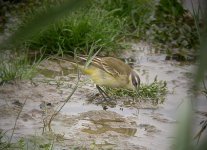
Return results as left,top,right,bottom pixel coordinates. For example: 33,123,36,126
196,33,207,83
174,99,193,150
174,2,207,149
0,0,88,49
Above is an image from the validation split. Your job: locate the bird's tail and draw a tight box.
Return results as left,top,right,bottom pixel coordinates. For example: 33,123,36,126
50,55,92,74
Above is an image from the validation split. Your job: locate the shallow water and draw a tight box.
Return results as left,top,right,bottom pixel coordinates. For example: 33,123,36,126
0,42,206,149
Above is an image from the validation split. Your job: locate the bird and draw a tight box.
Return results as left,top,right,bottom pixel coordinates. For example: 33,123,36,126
73,56,141,100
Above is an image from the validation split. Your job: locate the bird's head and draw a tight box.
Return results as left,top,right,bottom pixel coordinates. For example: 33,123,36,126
128,70,140,92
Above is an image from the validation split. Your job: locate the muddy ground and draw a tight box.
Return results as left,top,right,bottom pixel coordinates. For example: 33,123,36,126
0,42,207,150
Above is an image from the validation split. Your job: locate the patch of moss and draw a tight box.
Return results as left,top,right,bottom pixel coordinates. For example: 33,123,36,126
104,78,167,104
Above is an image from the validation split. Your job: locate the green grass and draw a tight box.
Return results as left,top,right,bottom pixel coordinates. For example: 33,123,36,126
0,133,54,150
96,0,155,36
0,51,40,84
26,7,124,55
22,0,155,55
104,78,167,104
2,0,153,50
23,0,198,59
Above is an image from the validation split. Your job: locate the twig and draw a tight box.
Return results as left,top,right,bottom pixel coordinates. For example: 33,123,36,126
9,98,27,145
194,119,207,144
45,47,101,131
47,69,80,131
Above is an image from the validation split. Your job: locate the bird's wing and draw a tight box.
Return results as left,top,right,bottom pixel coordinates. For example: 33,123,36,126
77,56,132,77
93,57,131,77
95,58,119,77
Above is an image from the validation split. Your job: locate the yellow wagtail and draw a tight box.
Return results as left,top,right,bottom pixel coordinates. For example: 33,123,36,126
74,56,141,100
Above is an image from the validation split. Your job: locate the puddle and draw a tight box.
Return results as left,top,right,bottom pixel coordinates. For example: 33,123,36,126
82,119,137,136
0,42,206,149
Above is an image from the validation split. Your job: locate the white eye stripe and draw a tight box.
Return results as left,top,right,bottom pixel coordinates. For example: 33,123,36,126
131,71,140,86
135,76,138,84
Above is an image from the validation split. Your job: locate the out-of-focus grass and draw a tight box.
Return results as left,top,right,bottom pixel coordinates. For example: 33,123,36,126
174,1,207,150
104,78,167,104
0,51,40,84
0,0,87,49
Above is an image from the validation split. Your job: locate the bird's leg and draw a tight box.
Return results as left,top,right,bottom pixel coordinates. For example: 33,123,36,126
96,85,111,101
96,85,107,101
